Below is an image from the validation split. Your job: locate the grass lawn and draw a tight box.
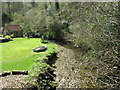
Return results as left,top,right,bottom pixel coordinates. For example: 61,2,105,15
1,38,55,72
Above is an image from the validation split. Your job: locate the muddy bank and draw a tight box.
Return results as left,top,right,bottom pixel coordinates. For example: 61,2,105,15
54,44,82,88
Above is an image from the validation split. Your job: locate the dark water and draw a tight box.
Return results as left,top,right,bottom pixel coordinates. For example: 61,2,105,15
61,44,85,61
60,44,101,88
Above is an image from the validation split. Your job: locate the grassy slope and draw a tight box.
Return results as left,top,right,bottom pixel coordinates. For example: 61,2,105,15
1,38,55,71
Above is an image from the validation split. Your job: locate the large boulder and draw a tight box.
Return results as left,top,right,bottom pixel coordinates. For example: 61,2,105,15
33,45,47,52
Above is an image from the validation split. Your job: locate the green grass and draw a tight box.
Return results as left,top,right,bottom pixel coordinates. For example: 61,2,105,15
1,38,56,72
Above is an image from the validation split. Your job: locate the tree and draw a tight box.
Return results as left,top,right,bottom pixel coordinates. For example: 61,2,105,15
31,0,36,7
7,2,11,15
2,13,13,27
55,0,59,11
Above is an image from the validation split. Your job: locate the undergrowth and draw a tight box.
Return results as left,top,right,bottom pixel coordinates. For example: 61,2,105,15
27,41,57,89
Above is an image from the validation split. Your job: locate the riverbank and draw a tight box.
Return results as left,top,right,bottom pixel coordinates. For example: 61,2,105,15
0,40,56,89
0,75,35,89
54,44,82,88
0,43,81,89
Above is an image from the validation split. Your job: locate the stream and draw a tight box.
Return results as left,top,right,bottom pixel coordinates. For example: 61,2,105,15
55,42,100,88
62,44,84,60
58,43,117,88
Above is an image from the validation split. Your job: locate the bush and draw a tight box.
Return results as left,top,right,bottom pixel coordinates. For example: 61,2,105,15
0,35,4,37
27,43,57,89
10,34,14,38
5,35,12,40
66,2,119,88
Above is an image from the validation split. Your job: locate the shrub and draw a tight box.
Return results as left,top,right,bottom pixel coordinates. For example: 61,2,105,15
5,35,12,40
10,34,14,38
66,2,119,88
0,35,4,37
27,43,57,89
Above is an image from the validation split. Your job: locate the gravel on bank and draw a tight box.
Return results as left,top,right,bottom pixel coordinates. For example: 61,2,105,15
54,45,82,88
0,75,34,89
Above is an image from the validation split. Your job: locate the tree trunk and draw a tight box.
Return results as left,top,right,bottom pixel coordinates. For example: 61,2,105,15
7,2,11,15
55,0,59,11
31,0,36,7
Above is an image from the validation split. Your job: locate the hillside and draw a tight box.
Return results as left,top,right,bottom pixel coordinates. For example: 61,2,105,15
1,2,120,89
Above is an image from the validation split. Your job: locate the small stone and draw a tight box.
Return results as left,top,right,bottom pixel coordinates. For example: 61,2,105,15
113,66,117,69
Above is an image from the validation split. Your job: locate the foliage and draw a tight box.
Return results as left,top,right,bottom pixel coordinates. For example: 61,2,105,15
2,13,13,26
10,3,69,40
65,2,119,88
4,35,12,40
10,34,14,38
0,35,4,37
28,42,57,89
2,2,119,88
